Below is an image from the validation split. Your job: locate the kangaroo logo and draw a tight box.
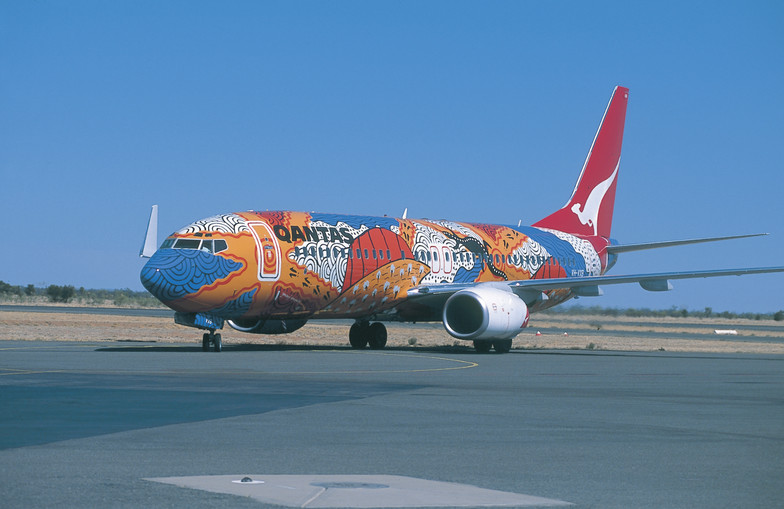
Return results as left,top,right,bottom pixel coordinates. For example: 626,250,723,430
570,162,619,236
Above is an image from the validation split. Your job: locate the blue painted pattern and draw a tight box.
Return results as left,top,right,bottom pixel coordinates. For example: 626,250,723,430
209,288,257,318
140,249,244,301
453,263,482,283
310,213,399,231
515,226,587,275
194,313,225,330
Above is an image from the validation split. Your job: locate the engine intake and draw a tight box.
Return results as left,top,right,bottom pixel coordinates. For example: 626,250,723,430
227,318,307,335
443,286,529,340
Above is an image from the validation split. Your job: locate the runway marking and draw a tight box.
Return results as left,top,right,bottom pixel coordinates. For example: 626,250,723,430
0,348,478,376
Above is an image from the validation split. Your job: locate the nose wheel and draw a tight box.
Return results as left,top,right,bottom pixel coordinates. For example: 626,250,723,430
202,331,222,352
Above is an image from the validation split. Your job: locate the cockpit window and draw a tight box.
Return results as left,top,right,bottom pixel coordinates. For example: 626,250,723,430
163,237,228,253
174,239,201,249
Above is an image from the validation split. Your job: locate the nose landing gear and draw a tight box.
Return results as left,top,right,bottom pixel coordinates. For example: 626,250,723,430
202,331,222,352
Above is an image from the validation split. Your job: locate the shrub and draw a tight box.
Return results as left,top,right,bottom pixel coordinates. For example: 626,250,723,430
46,285,76,303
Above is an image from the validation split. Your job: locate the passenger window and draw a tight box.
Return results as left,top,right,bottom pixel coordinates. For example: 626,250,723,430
386,250,391,260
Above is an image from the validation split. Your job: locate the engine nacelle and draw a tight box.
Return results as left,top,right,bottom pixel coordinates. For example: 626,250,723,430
443,286,529,341
227,318,308,335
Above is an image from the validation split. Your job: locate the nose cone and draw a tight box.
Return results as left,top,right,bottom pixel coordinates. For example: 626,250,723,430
140,249,244,304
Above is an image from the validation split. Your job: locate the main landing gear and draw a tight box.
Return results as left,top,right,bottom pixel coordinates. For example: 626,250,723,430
349,320,387,350
202,331,222,352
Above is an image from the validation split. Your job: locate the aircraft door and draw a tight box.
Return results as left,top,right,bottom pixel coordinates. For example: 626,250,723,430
247,221,281,281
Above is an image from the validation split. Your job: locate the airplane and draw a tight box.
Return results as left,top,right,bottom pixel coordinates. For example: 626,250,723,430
139,86,784,353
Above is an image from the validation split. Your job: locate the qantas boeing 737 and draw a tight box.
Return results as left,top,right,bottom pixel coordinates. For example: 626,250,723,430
139,86,784,353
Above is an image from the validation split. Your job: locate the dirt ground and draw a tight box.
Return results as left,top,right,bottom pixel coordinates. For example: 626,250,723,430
1,310,783,354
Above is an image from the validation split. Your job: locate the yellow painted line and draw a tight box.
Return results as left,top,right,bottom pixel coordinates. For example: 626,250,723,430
345,350,479,373
0,350,478,376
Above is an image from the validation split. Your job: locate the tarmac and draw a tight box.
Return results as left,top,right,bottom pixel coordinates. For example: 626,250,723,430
1,340,783,508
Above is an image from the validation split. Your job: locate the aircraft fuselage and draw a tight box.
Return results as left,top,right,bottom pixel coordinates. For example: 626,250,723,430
141,211,611,326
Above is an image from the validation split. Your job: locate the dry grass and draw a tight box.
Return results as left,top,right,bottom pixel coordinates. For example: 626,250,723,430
2,310,783,354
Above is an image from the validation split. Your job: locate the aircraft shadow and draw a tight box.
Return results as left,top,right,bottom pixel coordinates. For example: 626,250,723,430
90,342,742,360
95,342,481,355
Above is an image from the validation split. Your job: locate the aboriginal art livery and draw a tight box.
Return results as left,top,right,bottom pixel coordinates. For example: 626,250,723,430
140,87,784,353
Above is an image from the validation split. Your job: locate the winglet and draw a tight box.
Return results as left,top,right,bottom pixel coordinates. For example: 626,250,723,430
533,86,629,238
140,205,159,258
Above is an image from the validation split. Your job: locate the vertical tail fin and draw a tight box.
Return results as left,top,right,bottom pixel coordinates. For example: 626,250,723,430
533,86,628,238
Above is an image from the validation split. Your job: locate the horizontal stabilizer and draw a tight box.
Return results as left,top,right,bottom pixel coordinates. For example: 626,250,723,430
507,266,784,292
607,233,768,254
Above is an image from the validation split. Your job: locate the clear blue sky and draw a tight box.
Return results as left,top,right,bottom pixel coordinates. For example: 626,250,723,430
2,1,782,312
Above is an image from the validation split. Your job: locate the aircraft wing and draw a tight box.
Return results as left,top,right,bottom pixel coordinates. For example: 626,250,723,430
408,266,784,303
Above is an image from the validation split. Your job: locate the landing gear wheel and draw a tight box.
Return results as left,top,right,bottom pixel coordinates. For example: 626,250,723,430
368,322,388,350
202,333,210,352
493,339,512,354
473,341,492,353
213,333,222,353
349,322,369,349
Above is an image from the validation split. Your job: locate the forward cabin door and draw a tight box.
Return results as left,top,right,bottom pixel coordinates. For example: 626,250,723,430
247,221,281,281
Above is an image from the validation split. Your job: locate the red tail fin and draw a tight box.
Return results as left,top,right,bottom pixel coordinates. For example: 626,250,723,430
533,86,628,238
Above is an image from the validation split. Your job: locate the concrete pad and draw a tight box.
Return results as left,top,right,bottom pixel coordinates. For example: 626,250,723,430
146,474,572,507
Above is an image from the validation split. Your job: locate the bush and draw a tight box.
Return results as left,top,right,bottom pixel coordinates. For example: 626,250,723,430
46,285,76,303
0,280,23,296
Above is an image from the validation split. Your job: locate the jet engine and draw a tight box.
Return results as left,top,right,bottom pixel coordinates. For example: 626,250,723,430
227,318,308,335
442,286,529,340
